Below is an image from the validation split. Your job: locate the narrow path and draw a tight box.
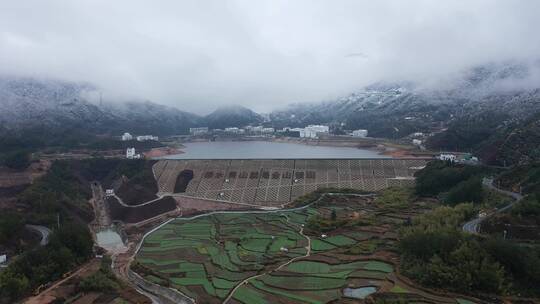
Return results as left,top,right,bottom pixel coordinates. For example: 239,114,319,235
462,178,524,234
112,193,164,208
222,214,312,304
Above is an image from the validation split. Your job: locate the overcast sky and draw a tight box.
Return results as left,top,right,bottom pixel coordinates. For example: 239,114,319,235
1,0,539,113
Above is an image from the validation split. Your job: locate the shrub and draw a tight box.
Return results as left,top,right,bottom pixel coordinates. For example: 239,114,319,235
2,150,30,170
0,213,24,244
375,188,412,209
415,161,487,196
443,177,484,206
79,271,119,293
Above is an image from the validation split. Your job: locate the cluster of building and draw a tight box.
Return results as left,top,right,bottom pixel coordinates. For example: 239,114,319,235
121,132,159,142
189,126,276,136
245,126,276,134
189,127,209,135
437,153,479,164
188,125,370,140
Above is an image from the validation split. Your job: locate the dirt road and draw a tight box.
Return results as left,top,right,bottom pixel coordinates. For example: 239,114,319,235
90,182,112,228
23,260,99,304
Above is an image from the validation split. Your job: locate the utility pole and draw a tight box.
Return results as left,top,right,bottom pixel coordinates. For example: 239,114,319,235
57,213,60,229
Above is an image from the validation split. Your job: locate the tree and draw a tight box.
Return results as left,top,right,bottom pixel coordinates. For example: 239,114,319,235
414,161,488,197
79,271,118,293
2,150,30,170
49,224,93,263
0,213,24,243
330,209,337,221
0,272,29,300
444,177,484,205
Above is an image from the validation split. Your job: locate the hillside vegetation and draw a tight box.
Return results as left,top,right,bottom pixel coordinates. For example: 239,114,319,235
401,160,540,296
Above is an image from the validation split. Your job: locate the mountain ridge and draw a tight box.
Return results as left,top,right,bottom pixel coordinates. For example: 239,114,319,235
2,61,540,165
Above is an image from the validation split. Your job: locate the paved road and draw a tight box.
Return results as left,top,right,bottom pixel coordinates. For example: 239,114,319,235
25,224,52,246
462,178,524,234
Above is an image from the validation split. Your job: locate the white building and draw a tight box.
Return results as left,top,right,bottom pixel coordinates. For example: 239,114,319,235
262,127,275,134
0,254,6,265
126,148,141,159
105,189,115,197
189,127,209,135
352,129,368,137
412,139,422,146
299,129,314,138
136,135,159,142
308,125,329,133
121,132,133,141
224,127,244,134
438,154,457,162
299,125,329,138
246,126,264,133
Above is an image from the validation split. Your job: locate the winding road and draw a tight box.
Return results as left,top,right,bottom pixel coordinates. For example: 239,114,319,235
25,224,52,246
462,178,524,234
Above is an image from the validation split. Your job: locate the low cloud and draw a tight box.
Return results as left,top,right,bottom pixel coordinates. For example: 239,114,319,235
1,0,539,113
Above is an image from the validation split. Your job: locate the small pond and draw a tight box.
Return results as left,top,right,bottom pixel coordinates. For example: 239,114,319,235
96,228,125,251
343,286,377,299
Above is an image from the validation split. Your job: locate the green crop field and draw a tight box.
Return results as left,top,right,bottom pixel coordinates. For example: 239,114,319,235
135,192,485,304
136,211,309,303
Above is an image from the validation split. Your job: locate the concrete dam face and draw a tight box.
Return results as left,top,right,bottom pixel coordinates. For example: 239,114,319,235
153,159,427,206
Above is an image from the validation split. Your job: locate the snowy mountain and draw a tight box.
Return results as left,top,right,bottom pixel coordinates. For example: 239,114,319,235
0,77,202,136
204,105,263,129
2,61,540,165
0,77,114,131
268,62,540,165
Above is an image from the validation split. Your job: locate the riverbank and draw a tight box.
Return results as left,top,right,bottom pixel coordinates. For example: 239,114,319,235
144,146,184,158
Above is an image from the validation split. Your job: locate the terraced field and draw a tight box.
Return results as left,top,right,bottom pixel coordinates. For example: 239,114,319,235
135,193,482,304
136,212,309,303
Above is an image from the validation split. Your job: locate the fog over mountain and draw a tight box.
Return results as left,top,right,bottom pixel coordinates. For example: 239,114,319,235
2,0,540,113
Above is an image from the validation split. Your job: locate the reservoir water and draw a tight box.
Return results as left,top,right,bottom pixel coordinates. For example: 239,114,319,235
164,141,389,159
